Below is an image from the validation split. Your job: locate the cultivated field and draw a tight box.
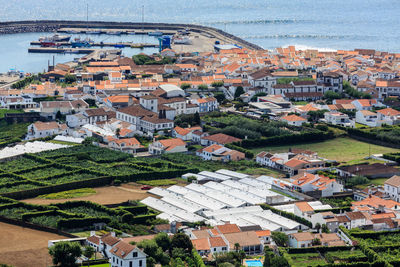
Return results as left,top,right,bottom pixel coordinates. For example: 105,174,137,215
0,222,65,267
250,137,399,162
23,184,150,205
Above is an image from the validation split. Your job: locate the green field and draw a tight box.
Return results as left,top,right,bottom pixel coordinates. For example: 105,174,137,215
250,137,399,162
0,109,24,118
37,188,96,199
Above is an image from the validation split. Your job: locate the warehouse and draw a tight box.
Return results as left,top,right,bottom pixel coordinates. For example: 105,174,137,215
198,171,233,182
215,169,249,180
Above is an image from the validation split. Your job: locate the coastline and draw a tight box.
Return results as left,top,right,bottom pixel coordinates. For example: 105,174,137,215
0,20,263,50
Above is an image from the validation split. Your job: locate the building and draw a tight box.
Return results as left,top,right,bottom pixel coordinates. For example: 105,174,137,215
281,114,307,126
108,137,143,154
200,133,241,146
149,138,187,154
109,241,147,267
116,105,174,135
376,108,400,125
173,126,202,141
288,232,345,248
26,121,68,140
196,144,245,162
191,97,218,113
324,111,354,127
355,110,379,127
384,175,400,202
291,173,343,197
337,163,400,179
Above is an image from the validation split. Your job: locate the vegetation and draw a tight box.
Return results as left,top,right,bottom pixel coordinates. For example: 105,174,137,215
136,179,177,186
37,188,96,199
132,54,175,65
271,231,289,247
174,113,201,128
11,75,40,89
0,121,29,148
0,109,24,118
250,137,399,162
234,86,244,98
0,146,198,197
276,77,314,84
48,241,82,267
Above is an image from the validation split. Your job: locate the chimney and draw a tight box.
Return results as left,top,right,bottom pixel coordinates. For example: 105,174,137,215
111,231,116,237
128,95,133,106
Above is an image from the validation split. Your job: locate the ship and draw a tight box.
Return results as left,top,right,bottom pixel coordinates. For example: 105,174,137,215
38,34,71,42
148,31,163,36
71,37,93,48
173,36,191,45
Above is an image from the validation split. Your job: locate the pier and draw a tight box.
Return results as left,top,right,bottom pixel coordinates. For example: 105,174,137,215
27,47,121,54
30,41,158,49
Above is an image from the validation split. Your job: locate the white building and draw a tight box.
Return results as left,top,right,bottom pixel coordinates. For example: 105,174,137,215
324,111,354,127
26,121,68,140
109,241,147,267
384,175,400,202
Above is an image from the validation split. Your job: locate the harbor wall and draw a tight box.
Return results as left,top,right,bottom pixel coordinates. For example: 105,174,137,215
0,20,263,50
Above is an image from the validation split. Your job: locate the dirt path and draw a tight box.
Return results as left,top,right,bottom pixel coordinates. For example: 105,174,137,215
22,185,150,206
0,222,66,267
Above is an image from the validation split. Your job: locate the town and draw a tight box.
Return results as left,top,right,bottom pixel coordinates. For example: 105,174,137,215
1,28,400,267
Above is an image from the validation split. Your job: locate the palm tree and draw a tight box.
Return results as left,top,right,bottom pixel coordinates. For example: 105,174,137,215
234,243,240,252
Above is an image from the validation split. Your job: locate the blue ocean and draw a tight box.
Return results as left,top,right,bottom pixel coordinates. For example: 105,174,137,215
0,0,398,72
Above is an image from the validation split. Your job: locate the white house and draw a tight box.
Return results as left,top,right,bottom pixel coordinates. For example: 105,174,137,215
281,114,307,126
384,175,400,202
376,108,400,125
291,173,343,197
148,138,187,154
324,111,354,127
288,232,314,248
110,241,147,267
355,110,379,127
345,212,366,229
26,121,68,140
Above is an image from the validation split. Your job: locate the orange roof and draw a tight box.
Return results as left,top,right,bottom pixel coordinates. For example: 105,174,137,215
203,144,224,153
371,213,396,219
255,230,271,237
282,114,306,122
216,224,241,234
377,108,400,116
353,195,400,210
158,138,186,151
104,95,134,103
295,202,314,213
192,238,210,251
209,236,227,247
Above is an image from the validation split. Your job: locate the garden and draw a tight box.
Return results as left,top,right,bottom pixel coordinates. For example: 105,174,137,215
0,196,161,235
0,145,198,199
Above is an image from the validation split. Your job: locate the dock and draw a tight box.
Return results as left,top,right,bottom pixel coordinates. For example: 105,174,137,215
30,41,158,48
57,27,177,36
28,47,121,54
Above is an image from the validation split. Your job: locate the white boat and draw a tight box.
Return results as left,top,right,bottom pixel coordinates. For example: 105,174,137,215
174,36,191,44
108,31,122,35
148,31,163,36
127,31,136,35
87,30,101,34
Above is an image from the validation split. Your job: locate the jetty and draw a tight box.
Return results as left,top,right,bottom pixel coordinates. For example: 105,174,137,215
30,41,158,49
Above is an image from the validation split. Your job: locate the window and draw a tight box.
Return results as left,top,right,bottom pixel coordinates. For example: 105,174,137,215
130,262,133,267
139,260,143,267
133,252,138,257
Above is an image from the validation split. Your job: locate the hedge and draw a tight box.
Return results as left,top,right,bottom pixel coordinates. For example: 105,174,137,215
57,217,111,229
119,205,149,215
233,130,335,149
225,143,254,158
314,207,352,214
286,245,356,254
260,203,312,228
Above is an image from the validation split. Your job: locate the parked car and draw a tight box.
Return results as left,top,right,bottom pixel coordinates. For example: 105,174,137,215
141,185,152,190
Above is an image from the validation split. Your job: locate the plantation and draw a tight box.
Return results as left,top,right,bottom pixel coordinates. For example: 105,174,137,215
289,253,327,267
0,145,198,199
0,121,29,148
137,179,178,186
38,188,96,199
0,196,160,235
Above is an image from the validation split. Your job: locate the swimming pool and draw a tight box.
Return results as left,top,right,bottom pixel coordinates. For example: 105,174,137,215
245,260,263,267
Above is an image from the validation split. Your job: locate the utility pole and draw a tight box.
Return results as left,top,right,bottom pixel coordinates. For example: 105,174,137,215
141,5,144,42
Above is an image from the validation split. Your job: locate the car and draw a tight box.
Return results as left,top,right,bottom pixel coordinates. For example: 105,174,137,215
141,185,152,190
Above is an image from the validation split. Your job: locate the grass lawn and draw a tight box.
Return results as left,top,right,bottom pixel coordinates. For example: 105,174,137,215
250,137,399,162
0,109,24,118
355,177,388,189
37,188,96,199
47,140,80,146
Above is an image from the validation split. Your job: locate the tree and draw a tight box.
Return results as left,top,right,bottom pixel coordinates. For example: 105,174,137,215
315,223,321,233
312,238,321,246
82,245,95,259
48,241,81,267
321,224,330,233
214,92,225,103
194,112,201,126
171,233,193,254
263,247,274,267
116,128,121,137
324,90,341,102
234,86,244,98
250,92,267,102
155,232,171,252
211,81,224,89
270,256,289,267
271,232,288,247
198,84,208,91
234,243,240,252
180,83,191,90
64,74,77,84
56,110,62,120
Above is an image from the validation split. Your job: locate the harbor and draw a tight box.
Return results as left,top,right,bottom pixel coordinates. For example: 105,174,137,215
30,41,158,49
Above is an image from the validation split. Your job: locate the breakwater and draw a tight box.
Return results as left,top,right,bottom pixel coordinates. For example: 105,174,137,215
0,20,263,50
